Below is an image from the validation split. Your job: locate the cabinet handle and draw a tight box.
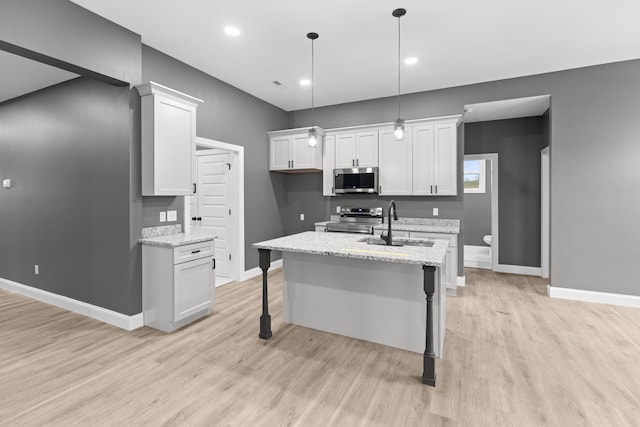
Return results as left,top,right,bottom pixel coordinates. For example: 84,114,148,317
430,185,433,194
379,186,382,193
197,217,202,221
191,250,201,254
193,183,197,194
357,159,359,167
191,217,197,221
331,186,334,195
212,258,216,270
435,185,438,194
352,159,355,167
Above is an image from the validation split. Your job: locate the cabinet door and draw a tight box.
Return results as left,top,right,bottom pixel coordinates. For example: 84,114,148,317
270,136,291,170
433,122,457,195
412,124,435,195
355,131,379,167
334,133,356,168
291,134,315,169
153,95,196,195
323,135,335,196
174,257,214,322
379,129,413,195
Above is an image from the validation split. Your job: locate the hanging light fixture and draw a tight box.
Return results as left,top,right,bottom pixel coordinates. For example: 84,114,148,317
307,32,319,147
392,8,406,141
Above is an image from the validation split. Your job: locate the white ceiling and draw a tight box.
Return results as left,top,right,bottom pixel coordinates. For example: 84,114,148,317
58,1,640,111
0,51,78,104
464,95,550,123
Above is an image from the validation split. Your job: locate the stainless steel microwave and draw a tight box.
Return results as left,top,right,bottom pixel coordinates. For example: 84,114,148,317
334,167,378,194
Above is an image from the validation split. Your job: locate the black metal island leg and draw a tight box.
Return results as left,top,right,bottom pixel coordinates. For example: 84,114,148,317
258,248,272,339
422,265,436,386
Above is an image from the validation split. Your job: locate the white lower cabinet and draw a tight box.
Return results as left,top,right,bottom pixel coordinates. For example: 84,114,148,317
315,225,327,232
143,240,215,332
410,231,458,296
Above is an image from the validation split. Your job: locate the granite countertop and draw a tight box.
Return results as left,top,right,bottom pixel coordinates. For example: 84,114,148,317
253,231,448,267
373,218,460,234
139,233,216,247
314,221,332,227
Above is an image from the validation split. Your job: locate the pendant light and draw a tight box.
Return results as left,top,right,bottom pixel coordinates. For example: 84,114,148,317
392,8,406,141
307,32,319,147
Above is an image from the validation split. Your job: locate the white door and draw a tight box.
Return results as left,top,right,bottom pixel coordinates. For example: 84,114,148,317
334,133,356,168
198,152,232,279
433,122,457,196
355,131,379,167
412,123,435,195
379,129,413,195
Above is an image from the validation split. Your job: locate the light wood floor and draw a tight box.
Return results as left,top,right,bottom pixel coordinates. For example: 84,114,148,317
1,268,639,426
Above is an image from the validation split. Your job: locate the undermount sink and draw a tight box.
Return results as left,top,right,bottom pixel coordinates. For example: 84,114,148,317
359,237,435,248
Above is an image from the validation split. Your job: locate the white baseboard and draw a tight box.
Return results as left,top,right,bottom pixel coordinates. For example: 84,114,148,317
243,258,283,281
494,264,541,277
457,276,465,287
547,285,640,308
0,277,143,331
464,259,492,269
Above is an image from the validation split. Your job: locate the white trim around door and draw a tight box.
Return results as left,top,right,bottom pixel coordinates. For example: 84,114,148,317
541,146,550,279
186,137,245,285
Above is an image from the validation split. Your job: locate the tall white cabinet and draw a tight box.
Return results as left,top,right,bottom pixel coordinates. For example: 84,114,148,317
138,82,203,196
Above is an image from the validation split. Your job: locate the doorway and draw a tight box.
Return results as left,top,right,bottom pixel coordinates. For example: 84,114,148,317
463,153,499,271
185,137,245,287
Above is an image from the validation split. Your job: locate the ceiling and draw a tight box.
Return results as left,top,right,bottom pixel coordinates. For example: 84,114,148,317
0,51,78,104
40,1,640,111
464,95,550,123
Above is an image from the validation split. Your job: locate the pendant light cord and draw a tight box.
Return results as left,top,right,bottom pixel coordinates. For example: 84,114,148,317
311,36,315,127
397,13,401,119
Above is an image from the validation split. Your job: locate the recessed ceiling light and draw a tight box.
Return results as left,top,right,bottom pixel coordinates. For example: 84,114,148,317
224,26,240,36
300,79,311,86
404,57,418,65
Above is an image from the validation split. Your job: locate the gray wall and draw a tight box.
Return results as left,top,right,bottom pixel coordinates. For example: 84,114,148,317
0,0,141,85
465,117,547,267
463,159,492,246
140,45,289,270
290,59,640,297
0,78,138,313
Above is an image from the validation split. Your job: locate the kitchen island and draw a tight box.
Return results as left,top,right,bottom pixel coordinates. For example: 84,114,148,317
253,231,449,386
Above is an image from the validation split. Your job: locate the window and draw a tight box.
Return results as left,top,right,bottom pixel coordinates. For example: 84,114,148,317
464,159,486,193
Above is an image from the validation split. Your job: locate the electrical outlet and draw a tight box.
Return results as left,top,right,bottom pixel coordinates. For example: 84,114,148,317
35,265,39,275
433,208,439,216
336,206,341,214
167,210,177,222
159,211,166,222
300,213,305,221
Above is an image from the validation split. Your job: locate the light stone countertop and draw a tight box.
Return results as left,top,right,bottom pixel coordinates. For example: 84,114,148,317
314,221,332,227
139,233,216,248
373,218,460,234
253,231,448,267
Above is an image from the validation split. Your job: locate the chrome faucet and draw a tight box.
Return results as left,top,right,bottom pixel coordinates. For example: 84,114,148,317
381,200,398,245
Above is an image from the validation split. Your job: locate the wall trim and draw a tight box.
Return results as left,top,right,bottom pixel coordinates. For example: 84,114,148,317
548,284,640,308
0,277,143,330
243,259,283,281
494,264,541,276
457,276,465,287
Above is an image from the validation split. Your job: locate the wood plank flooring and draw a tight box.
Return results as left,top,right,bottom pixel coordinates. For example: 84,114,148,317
1,268,639,426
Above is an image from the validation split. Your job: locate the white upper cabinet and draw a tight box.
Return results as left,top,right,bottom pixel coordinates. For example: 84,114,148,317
334,130,379,168
138,82,203,196
412,119,458,196
323,135,336,196
379,128,413,195
268,128,324,172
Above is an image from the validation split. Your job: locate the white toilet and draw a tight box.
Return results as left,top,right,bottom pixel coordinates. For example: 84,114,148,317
483,235,492,267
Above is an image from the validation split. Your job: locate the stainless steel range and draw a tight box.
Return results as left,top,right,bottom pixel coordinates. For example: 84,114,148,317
325,207,383,234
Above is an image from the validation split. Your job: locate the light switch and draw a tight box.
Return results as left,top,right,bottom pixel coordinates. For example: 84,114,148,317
159,211,166,222
433,208,439,216
300,213,305,221
2,179,10,189
336,206,341,214
167,210,177,222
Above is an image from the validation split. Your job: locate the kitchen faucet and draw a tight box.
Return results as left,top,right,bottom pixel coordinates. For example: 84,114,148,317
381,200,398,245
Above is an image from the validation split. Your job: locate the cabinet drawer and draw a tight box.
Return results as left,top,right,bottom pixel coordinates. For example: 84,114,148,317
409,231,457,247
173,241,214,264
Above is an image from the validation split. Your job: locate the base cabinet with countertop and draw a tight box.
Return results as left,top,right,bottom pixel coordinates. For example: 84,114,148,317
141,235,216,332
